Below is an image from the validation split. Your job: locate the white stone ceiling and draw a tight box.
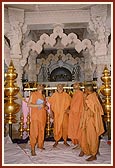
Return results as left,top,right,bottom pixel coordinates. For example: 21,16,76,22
4,3,95,30
4,3,94,12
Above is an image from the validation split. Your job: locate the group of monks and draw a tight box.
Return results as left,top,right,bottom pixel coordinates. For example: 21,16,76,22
27,82,105,161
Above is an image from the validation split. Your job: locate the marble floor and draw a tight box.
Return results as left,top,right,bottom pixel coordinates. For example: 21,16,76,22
3,135,112,166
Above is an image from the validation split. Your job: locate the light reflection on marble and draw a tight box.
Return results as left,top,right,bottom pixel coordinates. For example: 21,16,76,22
3,135,112,166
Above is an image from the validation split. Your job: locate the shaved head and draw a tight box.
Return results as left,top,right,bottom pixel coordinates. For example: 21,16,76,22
57,84,64,93
84,84,94,93
37,84,44,91
73,82,80,90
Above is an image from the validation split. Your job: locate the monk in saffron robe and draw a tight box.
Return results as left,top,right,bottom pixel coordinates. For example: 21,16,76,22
48,84,71,147
68,82,83,148
28,84,47,156
79,85,105,161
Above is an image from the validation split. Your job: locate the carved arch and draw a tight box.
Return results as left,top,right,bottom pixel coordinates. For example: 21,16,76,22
36,49,81,74
21,25,93,66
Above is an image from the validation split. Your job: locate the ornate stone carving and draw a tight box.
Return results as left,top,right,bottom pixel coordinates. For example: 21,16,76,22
95,40,107,56
35,49,85,82
27,50,38,82
53,25,63,37
11,59,23,88
25,10,90,26
88,5,108,56
8,8,24,59
24,25,93,56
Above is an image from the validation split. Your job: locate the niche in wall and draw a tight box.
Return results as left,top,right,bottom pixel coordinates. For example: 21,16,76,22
50,67,72,82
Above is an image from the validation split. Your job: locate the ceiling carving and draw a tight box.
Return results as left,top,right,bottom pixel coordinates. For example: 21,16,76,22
30,28,86,42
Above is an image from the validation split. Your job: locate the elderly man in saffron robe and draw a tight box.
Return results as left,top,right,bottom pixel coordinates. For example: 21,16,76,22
68,82,84,149
28,84,47,156
48,84,71,147
79,85,105,161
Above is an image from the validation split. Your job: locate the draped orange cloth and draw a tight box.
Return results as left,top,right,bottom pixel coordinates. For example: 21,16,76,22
48,91,71,142
79,92,105,156
68,90,83,145
29,91,46,149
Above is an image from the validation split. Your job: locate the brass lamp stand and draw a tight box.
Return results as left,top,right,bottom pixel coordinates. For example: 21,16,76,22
4,60,20,139
18,113,30,139
45,113,51,137
100,66,111,140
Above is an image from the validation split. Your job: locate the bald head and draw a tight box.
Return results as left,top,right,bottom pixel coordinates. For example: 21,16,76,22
57,84,64,93
37,84,44,91
73,82,80,90
84,85,94,94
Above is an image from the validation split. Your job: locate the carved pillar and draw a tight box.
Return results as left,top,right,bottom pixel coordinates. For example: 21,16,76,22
5,9,24,105
8,8,24,59
89,5,110,56
82,50,93,81
28,50,38,82
21,25,31,62
11,59,23,88
87,5,111,87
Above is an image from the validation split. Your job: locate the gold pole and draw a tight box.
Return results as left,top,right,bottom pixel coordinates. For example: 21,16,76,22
4,60,20,139
100,66,111,140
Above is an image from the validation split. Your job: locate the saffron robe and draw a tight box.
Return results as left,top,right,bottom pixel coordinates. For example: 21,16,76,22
48,91,71,141
68,90,83,144
79,92,105,156
29,91,46,149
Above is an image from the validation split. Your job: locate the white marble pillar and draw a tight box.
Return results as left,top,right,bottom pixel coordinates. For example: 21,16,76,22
8,8,24,59
87,4,111,87
27,50,38,82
